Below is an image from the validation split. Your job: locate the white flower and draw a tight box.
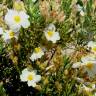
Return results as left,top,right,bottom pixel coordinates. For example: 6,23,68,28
73,54,96,78
20,68,41,87
30,47,44,61
0,27,3,35
5,9,30,32
44,24,60,43
2,30,18,42
81,55,96,78
81,54,96,62
72,54,96,69
87,41,96,54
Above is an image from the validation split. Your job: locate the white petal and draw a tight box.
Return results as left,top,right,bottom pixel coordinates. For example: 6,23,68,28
36,52,44,58
81,55,96,63
20,69,29,81
30,53,37,61
0,27,3,35
2,32,10,42
10,24,21,32
27,81,36,87
22,68,28,74
34,75,41,82
55,32,60,40
20,74,28,82
19,11,29,19
48,23,56,32
87,41,95,48
52,39,56,43
30,51,44,61
21,19,30,28
72,62,81,68
51,32,60,43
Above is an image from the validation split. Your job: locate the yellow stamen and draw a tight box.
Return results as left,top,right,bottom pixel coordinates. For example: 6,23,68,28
14,16,21,23
86,62,93,70
92,47,96,52
27,74,33,81
9,31,14,38
35,47,41,53
47,31,54,37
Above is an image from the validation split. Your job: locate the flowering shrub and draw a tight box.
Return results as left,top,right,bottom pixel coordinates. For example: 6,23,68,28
0,0,96,96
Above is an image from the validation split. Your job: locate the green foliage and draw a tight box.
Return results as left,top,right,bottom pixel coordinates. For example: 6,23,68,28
24,0,45,24
38,56,78,96
0,0,96,95
0,39,4,53
61,0,72,16
0,83,7,96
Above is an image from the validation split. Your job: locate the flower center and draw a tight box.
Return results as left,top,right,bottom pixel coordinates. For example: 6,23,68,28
92,47,96,52
86,62,93,70
27,74,33,81
47,31,54,37
9,31,14,38
34,47,41,53
14,16,21,23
